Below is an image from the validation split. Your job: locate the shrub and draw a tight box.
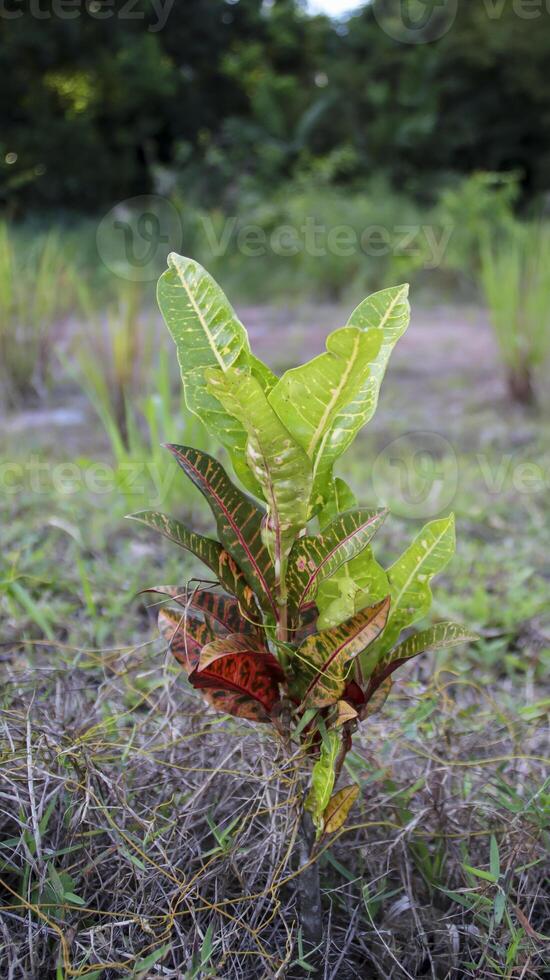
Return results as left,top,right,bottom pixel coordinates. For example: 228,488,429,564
0,223,73,406
480,222,550,406
131,254,475,945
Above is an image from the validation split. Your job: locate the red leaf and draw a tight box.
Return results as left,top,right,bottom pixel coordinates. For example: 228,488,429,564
158,607,212,673
342,680,366,709
146,586,262,638
191,633,284,722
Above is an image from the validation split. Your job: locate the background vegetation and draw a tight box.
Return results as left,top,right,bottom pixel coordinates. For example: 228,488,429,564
2,0,550,212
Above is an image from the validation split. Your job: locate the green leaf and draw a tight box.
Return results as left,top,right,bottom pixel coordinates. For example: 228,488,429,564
305,729,340,831
127,511,257,613
314,481,389,631
157,253,275,494
361,514,456,675
165,445,278,616
130,942,172,978
316,545,389,630
287,508,387,610
268,326,383,512
463,863,498,884
290,596,390,708
305,284,410,509
63,891,86,906
490,835,500,880
493,890,506,925
361,623,476,710
318,477,358,529
206,366,312,581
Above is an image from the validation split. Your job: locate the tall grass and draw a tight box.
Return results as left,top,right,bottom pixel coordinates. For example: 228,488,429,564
67,280,212,512
71,279,155,446
0,223,74,406
480,222,550,405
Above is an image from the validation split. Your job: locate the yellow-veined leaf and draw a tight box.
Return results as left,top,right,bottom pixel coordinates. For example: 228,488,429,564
305,729,340,831
361,514,456,676
157,253,276,494
164,445,278,617
268,325,383,514
287,507,387,610
206,366,312,580
323,784,360,835
290,596,390,708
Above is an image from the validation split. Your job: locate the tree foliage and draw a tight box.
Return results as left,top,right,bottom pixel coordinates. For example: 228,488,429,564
2,0,549,210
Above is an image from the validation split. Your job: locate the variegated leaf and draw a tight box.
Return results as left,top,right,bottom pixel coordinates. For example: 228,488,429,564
198,631,271,670
206,366,311,580
158,606,211,673
191,633,284,722
290,596,390,708
363,622,477,705
127,510,256,613
290,602,319,645
389,621,477,664
287,508,387,610
268,326,383,515
157,253,276,495
323,784,360,835
142,586,262,637
360,677,393,720
165,445,278,617
361,514,456,677
310,284,410,509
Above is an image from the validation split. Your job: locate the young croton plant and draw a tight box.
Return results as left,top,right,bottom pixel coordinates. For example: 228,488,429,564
130,254,475,837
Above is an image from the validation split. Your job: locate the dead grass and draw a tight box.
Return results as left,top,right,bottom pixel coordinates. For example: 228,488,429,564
1,632,548,980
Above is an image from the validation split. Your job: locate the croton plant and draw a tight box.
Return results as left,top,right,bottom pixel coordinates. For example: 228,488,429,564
130,254,475,837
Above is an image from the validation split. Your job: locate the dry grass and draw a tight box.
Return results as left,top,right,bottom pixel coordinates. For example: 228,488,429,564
1,630,548,980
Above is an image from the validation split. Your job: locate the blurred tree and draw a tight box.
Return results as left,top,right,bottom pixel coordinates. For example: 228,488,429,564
0,0,549,211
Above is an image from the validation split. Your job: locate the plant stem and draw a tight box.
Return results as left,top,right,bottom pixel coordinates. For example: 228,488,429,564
296,807,323,951
276,527,322,948
507,362,536,406
276,600,288,643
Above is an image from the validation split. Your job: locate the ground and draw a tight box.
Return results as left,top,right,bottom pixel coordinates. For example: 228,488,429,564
1,303,549,979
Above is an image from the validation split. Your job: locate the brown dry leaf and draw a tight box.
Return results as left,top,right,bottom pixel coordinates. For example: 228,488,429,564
335,700,358,727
